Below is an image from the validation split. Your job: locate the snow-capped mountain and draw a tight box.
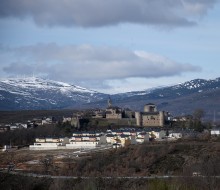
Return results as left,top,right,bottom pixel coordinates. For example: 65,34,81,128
0,77,107,110
111,77,220,100
0,77,219,114
103,77,220,120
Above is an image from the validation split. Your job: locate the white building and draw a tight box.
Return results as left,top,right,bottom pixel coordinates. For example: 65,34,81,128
29,137,69,150
106,134,117,144
63,117,72,123
168,132,183,139
29,142,63,150
211,128,220,135
66,141,98,149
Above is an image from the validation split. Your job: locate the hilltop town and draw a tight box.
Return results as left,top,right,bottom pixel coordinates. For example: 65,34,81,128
0,97,219,151
27,98,175,150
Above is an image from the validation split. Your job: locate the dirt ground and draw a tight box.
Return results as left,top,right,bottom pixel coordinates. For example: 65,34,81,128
0,148,82,171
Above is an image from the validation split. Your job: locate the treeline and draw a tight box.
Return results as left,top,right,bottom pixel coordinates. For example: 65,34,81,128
0,122,78,147
0,109,75,124
173,109,214,132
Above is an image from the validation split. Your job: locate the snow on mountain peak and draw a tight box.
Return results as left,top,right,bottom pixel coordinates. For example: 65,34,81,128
0,77,95,94
0,76,107,110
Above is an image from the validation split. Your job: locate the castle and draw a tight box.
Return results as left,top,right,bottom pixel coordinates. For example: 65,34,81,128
135,103,168,127
104,98,169,127
69,98,170,128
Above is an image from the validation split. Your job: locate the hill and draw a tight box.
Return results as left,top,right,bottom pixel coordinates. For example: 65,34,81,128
1,140,220,190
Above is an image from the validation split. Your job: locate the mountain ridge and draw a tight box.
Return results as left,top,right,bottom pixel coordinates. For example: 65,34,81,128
112,77,220,99
0,76,220,121
0,77,107,110
86,77,220,121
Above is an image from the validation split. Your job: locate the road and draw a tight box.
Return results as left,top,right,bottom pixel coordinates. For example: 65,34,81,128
1,169,220,180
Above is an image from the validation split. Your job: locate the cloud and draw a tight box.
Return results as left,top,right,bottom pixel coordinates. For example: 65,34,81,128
3,62,33,74
0,0,216,28
2,43,201,83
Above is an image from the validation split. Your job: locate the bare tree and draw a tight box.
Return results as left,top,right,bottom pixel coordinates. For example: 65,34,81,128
193,109,205,132
193,109,205,121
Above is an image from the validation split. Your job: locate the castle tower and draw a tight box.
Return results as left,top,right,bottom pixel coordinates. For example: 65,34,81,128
135,112,142,126
144,103,157,112
159,111,165,127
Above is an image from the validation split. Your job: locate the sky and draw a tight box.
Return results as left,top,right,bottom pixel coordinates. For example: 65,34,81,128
0,0,219,94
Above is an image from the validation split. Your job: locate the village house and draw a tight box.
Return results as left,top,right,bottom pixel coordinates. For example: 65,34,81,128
67,135,100,149
32,118,43,126
63,117,72,123
116,134,131,147
106,134,116,144
41,117,53,125
65,131,108,149
168,130,183,139
35,137,46,143
121,130,132,136
9,124,22,130
29,137,69,150
150,129,166,139
136,132,150,143
0,125,10,133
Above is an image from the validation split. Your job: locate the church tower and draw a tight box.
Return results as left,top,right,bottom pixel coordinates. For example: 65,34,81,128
107,97,112,108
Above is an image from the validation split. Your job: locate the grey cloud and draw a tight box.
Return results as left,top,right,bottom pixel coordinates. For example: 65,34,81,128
2,44,201,83
0,0,217,27
3,62,34,75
